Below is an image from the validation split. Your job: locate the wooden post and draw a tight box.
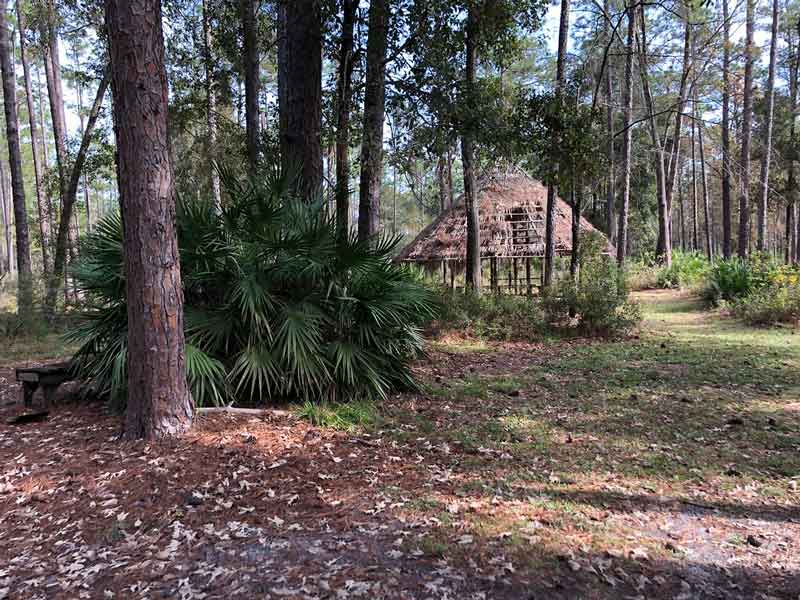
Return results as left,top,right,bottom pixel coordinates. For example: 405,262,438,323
513,258,518,294
442,260,446,285
450,263,455,289
525,257,532,295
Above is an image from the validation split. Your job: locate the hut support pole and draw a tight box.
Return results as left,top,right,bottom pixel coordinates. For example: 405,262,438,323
450,264,455,289
513,258,519,294
442,260,446,285
525,257,532,295
507,265,511,294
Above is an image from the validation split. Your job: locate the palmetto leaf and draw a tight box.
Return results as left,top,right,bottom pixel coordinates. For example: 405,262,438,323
69,161,437,408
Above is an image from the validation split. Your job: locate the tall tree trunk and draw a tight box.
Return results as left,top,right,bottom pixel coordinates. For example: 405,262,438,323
335,0,358,237
105,0,194,440
616,0,635,269
637,5,669,266
757,0,779,252
0,162,10,274
437,151,453,212
570,181,583,278
604,0,615,246
721,0,732,258
461,4,480,293
241,0,259,173
357,0,388,239
72,44,93,233
0,0,32,319
787,18,800,264
202,0,221,209
690,103,698,251
16,0,50,276
44,70,110,314
738,0,754,258
543,0,570,287
697,115,712,261
658,5,692,262
278,0,322,195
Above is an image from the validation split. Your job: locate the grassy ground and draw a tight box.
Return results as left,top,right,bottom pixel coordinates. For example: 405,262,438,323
0,290,798,598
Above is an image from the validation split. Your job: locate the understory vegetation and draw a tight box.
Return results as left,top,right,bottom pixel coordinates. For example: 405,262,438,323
66,168,437,408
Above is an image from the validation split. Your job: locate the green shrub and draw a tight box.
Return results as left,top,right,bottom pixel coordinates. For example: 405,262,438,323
730,285,800,325
703,255,799,306
542,234,641,336
66,166,437,407
434,287,545,341
655,251,709,289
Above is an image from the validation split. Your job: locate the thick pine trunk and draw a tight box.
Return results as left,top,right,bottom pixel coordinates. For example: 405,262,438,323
16,0,50,276
279,0,323,196
461,5,480,293
543,0,569,288
0,0,32,319
738,0,754,258
202,0,221,209
357,0,388,239
721,0,732,258
241,0,259,173
616,0,634,269
335,0,358,237
105,0,194,440
757,0,778,252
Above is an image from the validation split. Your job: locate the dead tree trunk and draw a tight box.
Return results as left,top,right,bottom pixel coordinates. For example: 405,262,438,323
357,0,388,239
105,0,194,440
0,2,31,317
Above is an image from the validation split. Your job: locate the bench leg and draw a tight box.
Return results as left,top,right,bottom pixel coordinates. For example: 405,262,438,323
42,384,58,408
22,382,38,408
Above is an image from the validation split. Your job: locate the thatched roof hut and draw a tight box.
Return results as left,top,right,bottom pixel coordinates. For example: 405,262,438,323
397,171,613,265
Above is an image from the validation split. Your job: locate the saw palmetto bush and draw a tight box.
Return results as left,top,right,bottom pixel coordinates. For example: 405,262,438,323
67,167,437,407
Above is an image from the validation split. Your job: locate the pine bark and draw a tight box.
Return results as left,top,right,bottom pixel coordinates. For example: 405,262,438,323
757,0,778,252
241,0,259,173
0,0,32,318
543,0,570,287
0,162,10,274
721,0,732,257
357,0,388,239
335,0,358,237
105,0,194,440
616,0,635,268
462,4,480,293
278,0,322,196
202,0,221,209
16,0,50,275
737,0,754,258
690,102,698,251
604,20,615,245
72,45,93,233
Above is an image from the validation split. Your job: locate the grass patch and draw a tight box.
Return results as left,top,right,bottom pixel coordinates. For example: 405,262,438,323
295,400,378,431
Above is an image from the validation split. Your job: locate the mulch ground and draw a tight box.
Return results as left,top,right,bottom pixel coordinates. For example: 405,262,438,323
1,330,798,599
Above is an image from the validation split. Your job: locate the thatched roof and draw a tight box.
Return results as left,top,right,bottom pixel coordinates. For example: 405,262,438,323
397,171,613,263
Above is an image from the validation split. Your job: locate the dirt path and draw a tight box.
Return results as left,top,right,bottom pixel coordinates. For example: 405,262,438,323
1,290,798,599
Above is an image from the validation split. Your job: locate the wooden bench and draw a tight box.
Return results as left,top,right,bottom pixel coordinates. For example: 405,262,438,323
15,362,75,408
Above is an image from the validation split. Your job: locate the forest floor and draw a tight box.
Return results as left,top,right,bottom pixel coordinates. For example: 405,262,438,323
0,290,799,600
